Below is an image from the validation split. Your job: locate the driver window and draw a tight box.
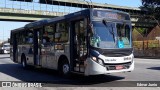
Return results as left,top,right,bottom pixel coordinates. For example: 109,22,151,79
117,24,130,47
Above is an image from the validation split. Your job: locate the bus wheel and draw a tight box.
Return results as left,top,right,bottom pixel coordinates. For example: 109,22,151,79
59,60,70,76
21,56,27,68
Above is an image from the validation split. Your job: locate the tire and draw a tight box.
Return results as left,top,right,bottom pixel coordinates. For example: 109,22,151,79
59,60,70,76
21,56,27,68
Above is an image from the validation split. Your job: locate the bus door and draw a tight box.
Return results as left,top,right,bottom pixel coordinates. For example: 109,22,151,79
71,19,87,73
33,29,41,66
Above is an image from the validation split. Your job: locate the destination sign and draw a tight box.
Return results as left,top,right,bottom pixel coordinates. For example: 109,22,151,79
93,10,130,20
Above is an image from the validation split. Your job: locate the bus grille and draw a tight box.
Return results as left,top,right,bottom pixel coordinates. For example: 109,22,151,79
105,62,132,70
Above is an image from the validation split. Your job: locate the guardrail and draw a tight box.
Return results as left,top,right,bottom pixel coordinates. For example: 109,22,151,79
0,7,68,16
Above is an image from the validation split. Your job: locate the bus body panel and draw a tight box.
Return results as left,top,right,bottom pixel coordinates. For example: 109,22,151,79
85,54,134,75
12,44,70,70
41,45,56,69
41,44,70,69
17,45,34,65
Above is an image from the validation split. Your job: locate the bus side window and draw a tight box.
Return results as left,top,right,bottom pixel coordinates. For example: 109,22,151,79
43,31,50,43
26,32,33,44
55,22,68,42
55,32,61,42
43,25,54,44
59,32,68,42
28,38,33,43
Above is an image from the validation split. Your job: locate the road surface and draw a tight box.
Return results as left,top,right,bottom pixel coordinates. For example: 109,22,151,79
0,54,160,90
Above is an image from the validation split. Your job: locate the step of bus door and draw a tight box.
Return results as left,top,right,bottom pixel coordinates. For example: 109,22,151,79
74,66,85,72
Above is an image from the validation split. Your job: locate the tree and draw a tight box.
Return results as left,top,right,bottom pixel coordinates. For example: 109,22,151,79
141,0,160,26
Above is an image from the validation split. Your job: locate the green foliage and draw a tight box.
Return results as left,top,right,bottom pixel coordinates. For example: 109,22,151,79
141,0,160,22
136,28,146,36
142,0,160,6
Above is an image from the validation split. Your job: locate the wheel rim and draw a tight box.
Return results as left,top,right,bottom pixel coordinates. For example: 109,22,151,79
63,64,69,74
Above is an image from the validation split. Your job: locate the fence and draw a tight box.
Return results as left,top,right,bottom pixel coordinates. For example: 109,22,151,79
0,0,86,15
133,40,160,57
133,26,160,57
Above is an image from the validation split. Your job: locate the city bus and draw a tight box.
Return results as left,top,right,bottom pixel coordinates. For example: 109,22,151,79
10,8,134,76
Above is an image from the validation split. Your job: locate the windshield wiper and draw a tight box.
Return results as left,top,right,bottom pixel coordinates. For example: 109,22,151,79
102,19,115,42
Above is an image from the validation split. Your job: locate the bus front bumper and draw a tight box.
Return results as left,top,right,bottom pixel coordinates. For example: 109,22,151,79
84,58,134,76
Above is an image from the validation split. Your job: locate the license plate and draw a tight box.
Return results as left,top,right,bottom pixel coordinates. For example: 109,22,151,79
116,65,124,70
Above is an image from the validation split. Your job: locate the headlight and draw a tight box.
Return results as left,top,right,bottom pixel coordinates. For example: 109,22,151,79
91,56,104,66
98,59,104,66
91,56,97,61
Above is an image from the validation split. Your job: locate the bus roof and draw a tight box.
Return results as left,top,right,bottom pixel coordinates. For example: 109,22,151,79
11,8,130,31
11,27,25,33
24,9,90,29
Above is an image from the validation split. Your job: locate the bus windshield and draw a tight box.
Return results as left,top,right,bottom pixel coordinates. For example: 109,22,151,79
90,21,131,49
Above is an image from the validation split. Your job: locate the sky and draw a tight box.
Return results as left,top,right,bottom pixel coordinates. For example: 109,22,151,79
0,21,29,41
0,0,142,41
89,0,142,7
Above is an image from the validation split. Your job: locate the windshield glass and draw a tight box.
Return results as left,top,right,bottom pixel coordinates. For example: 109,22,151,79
117,23,131,48
90,21,131,49
90,21,116,48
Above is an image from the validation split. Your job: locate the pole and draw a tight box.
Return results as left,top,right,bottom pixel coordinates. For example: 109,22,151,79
3,27,4,42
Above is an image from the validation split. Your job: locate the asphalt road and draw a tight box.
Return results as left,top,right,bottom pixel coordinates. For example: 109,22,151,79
0,54,160,90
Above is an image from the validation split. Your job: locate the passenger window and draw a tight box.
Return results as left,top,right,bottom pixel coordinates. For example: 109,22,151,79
26,30,33,44
55,22,68,42
43,25,54,44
